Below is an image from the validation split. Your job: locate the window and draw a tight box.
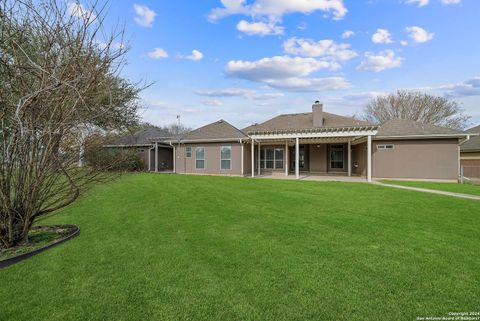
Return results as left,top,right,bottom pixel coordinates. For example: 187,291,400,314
195,147,205,169
220,146,231,170
186,147,192,157
377,144,394,150
330,145,344,169
260,148,284,169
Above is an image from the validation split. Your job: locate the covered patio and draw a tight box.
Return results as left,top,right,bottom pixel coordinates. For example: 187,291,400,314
249,126,379,182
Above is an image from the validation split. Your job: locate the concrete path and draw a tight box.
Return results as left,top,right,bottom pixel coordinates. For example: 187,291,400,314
377,182,480,201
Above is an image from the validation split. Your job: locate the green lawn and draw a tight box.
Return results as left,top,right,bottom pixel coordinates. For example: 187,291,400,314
1,174,479,321
381,180,480,196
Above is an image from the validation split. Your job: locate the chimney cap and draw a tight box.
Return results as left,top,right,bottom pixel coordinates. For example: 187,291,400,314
314,100,320,104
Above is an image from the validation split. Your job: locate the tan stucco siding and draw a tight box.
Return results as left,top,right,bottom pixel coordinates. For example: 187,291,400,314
309,144,327,172
352,142,367,176
372,139,459,179
175,142,243,175
243,143,252,175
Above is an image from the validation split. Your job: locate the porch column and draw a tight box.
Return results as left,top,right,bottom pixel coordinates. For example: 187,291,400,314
285,141,289,176
155,142,158,172
251,140,255,178
257,141,261,176
367,135,372,182
347,140,352,177
295,137,299,179
148,146,151,171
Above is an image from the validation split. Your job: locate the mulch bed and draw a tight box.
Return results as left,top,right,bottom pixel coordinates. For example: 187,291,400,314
0,224,80,269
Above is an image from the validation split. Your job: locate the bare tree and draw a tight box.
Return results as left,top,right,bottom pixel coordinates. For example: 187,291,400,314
363,90,470,129
0,0,144,248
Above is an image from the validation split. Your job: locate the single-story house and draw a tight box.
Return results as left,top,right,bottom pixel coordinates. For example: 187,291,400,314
104,127,174,171
111,102,474,181
460,125,480,179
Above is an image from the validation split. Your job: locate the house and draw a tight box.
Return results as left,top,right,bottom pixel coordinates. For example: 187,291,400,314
113,102,472,181
460,125,480,179
460,125,480,166
104,127,174,171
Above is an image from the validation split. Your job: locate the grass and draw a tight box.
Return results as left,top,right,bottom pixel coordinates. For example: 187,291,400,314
0,174,479,321
381,180,480,196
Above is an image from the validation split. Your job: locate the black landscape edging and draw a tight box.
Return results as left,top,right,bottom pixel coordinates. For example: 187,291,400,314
0,224,80,269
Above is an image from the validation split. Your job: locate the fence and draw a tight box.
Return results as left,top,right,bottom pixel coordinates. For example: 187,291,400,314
460,165,480,184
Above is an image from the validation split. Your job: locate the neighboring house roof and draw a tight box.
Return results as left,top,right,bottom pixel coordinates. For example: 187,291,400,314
376,119,464,137
243,111,372,133
461,125,480,151
175,119,248,142
108,127,172,146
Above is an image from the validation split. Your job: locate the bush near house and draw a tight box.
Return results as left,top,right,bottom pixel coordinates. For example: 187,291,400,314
84,148,144,172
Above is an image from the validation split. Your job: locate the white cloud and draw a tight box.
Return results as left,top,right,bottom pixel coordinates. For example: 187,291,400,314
437,77,480,97
208,0,348,21
404,0,429,7
406,26,434,43
133,4,156,28
224,55,349,92
342,30,355,39
357,50,403,72
400,40,409,46
371,28,393,44
265,77,351,91
225,55,339,82
283,38,357,61
201,99,223,106
236,20,284,36
148,48,168,59
196,88,284,100
297,22,308,30
67,2,96,21
441,0,461,4
178,49,204,61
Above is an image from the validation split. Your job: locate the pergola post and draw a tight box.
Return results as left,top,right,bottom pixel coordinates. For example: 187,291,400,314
367,135,372,182
155,142,158,172
251,140,255,177
295,137,299,179
148,146,151,171
285,141,289,176
347,140,352,177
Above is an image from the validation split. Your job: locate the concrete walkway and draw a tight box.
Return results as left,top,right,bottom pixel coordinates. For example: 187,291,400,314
377,182,480,201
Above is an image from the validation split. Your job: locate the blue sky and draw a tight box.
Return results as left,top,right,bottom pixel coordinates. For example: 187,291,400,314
89,0,480,129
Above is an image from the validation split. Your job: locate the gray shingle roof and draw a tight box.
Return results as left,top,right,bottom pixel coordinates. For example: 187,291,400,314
109,127,171,146
376,119,464,137
243,112,372,133
461,125,480,151
179,120,248,141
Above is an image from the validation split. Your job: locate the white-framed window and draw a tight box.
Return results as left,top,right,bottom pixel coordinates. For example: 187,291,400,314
195,147,205,169
260,148,284,169
377,144,394,150
220,146,231,170
186,146,192,157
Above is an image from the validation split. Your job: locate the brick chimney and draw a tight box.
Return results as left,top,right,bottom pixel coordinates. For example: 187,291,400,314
312,101,324,127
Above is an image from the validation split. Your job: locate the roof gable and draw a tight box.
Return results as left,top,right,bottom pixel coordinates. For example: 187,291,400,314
180,120,247,141
243,111,372,133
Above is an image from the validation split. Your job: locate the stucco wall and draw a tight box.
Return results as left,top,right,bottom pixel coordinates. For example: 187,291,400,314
352,142,367,176
309,144,327,172
175,142,244,175
372,139,459,179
